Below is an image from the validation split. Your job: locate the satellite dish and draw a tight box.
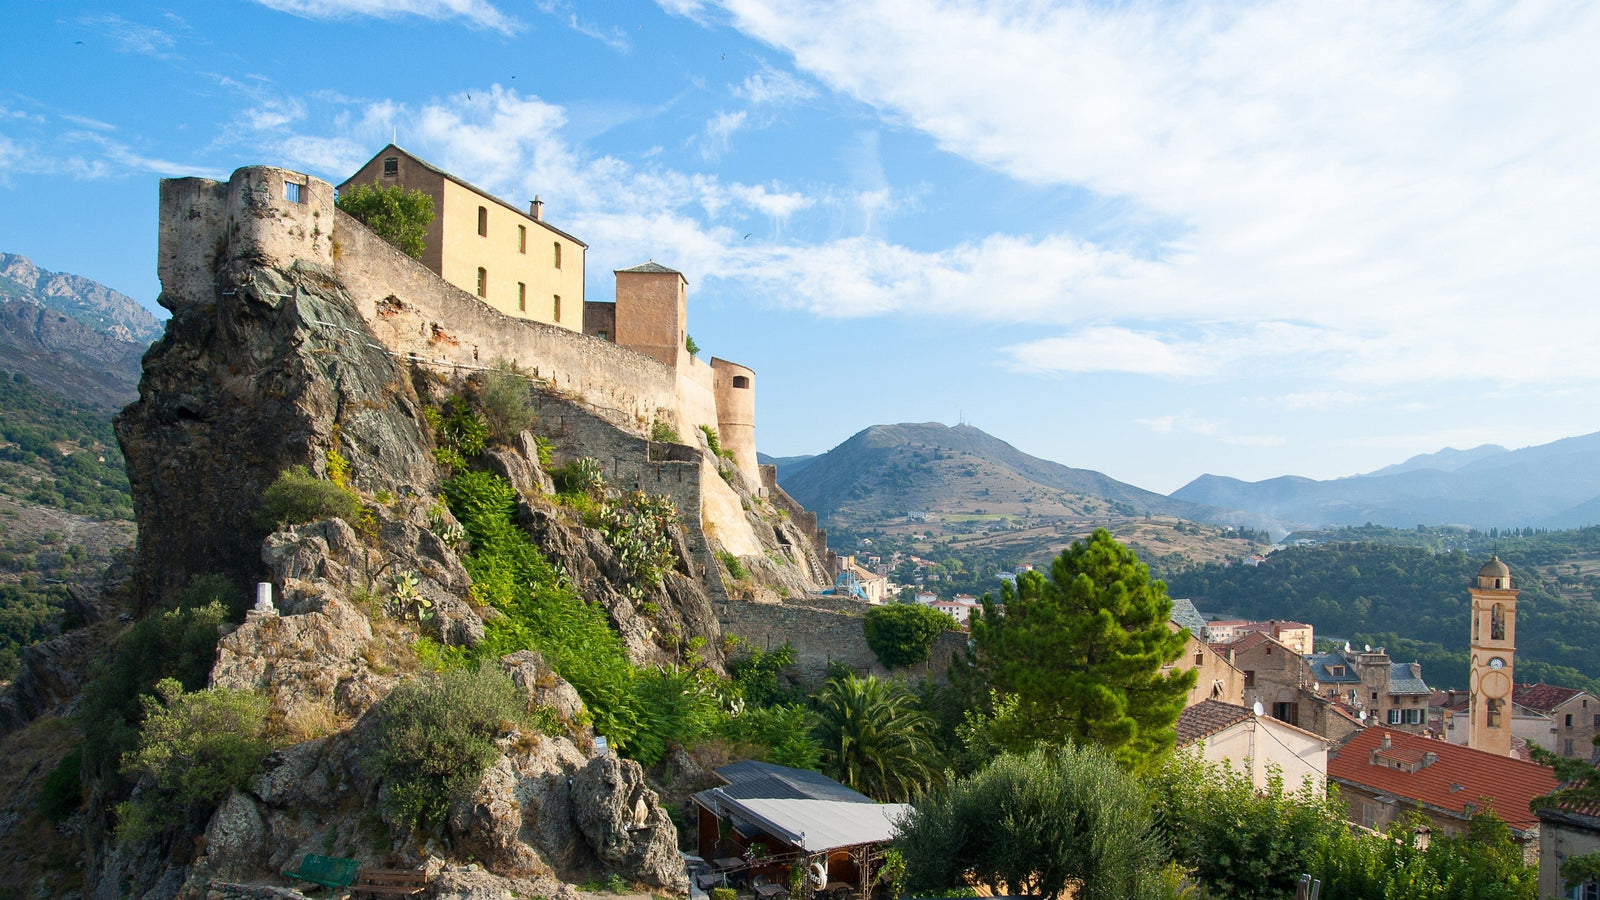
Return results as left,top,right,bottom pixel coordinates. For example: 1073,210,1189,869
1364,644,1372,652
1252,701,1265,717
1359,710,1368,721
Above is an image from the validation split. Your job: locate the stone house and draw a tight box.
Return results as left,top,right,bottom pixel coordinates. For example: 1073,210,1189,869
1329,727,1558,865
1168,599,1245,708
1516,684,1600,761
1536,799,1600,900
1225,632,1309,727
1234,619,1314,654
342,144,586,331
1304,645,1432,733
1176,699,1330,791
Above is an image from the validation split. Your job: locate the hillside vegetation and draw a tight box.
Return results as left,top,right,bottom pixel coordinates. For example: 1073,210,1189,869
1166,526,1600,692
0,372,131,520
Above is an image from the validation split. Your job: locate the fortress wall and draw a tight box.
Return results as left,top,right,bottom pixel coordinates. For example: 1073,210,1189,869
676,355,721,437
333,210,679,432
711,358,757,479
715,598,967,685
158,177,229,304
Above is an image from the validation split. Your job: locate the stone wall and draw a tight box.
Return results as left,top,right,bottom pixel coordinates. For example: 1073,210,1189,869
716,596,968,685
333,209,681,433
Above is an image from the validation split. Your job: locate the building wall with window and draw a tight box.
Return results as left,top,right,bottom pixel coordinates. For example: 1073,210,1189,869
341,145,585,332
1540,807,1600,900
1170,631,1246,708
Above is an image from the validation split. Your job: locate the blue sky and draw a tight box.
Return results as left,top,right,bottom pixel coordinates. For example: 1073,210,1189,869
5,0,1600,495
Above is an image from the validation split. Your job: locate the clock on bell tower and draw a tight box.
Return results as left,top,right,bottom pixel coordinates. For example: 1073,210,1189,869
1468,555,1517,756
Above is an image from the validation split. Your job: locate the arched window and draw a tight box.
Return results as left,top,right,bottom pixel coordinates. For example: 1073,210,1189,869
1491,603,1505,641
478,206,488,237
732,375,750,389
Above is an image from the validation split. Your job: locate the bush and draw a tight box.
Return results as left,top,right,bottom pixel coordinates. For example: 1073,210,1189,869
39,747,82,822
864,604,957,669
366,667,524,832
650,419,680,444
256,465,363,531
427,397,490,471
717,550,748,581
114,679,270,843
598,491,679,593
337,182,435,258
80,600,229,779
475,364,536,445
711,888,736,900
551,457,606,496
729,642,800,707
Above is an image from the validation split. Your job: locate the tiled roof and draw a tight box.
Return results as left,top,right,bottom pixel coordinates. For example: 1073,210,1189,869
346,144,588,247
1388,662,1432,695
1176,700,1255,746
1513,683,1585,713
1169,598,1206,636
616,260,684,276
1306,653,1362,684
1329,727,1558,831
1220,631,1276,654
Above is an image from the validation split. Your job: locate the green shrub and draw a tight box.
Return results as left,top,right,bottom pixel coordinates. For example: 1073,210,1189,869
336,182,435,258
366,666,524,833
650,419,680,444
728,642,800,707
722,703,820,771
80,600,229,778
599,491,679,594
39,747,82,822
427,397,490,471
685,334,701,356
551,457,606,496
698,425,724,458
863,604,958,668
256,465,363,530
711,887,737,900
476,364,537,445
114,679,270,843
716,550,748,581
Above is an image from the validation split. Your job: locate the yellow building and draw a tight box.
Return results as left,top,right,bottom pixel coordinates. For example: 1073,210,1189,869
340,145,586,330
1469,556,1518,757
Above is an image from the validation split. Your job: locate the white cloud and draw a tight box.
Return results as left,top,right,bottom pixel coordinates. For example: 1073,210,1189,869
697,110,747,161
533,1,629,52
727,183,812,220
1275,390,1364,411
733,66,816,106
248,0,519,34
683,0,1600,386
77,14,179,57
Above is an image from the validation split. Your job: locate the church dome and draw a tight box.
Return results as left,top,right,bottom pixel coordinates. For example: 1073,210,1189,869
1479,556,1510,579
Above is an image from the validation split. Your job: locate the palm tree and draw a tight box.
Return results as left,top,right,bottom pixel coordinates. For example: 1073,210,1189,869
812,673,943,802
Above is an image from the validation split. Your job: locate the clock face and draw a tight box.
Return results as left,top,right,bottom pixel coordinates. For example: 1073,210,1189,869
1488,657,1506,670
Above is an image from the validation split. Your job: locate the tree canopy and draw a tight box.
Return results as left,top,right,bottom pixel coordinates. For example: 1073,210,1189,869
812,673,943,802
965,528,1193,772
337,182,435,259
863,602,956,668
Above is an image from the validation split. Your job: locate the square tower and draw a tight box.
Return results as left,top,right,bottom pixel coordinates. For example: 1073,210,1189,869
1468,556,1518,756
613,261,687,370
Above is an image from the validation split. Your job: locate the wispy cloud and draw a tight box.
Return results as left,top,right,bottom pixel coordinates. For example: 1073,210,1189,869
732,65,816,106
534,0,629,52
696,110,747,161
248,0,519,34
675,0,1600,388
76,14,179,58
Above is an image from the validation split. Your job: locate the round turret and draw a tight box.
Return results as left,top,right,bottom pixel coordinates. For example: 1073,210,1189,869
1477,555,1510,590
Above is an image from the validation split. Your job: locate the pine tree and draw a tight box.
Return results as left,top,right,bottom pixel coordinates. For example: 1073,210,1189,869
966,528,1194,772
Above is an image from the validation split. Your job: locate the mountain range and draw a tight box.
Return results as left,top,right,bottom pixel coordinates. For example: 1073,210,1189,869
1173,432,1600,531
0,253,161,408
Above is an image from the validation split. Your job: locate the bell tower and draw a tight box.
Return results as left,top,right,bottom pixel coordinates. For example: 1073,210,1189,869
1468,556,1517,756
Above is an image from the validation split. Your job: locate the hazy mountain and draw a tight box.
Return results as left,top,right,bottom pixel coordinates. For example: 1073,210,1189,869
778,421,1230,526
0,253,159,408
756,451,818,482
1358,444,1508,478
1173,430,1600,530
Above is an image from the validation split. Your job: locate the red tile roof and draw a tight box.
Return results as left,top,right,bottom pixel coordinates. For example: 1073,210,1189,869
1329,727,1558,830
1513,682,1586,713
1176,700,1255,746
1218,631,1275,654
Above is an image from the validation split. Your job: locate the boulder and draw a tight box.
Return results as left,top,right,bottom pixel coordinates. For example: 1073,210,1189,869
570,754,685,891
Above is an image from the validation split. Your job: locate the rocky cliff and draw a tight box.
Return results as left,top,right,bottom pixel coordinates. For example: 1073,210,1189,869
0,166,830,899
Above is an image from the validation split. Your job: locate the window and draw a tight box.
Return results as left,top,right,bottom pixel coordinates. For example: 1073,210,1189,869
553,295,561,322
1272,702,1298,726
1330,665,1346,677
517,282,526,312
284,181,301,203
1243,670,1256,688
1594,714,1600,728
1574,878,1600,900
1372,692,1379,701
383,157,398,176
733,375,750,389
1568,714,1575,727
1491,603,1505,641
477,267,487,298
1487,698,1503,728
1388,708,1402,725
554,242,562,268
1566,739,1576,756
519,225,527,253
1406,708,1423,725
1194,651,1205,666
478,206,489,237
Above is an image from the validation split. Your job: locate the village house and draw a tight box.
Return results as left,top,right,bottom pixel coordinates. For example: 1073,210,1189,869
1176,699,1330,790
1234,619,1314,654
1536,797,1600,900
692,761,907,900
1168,599,1245,707
1328,727,1558,865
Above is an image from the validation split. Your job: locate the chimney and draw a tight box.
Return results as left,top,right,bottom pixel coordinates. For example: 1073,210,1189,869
1380,734,1392,750
1410,662,1422,679
530,196,543,221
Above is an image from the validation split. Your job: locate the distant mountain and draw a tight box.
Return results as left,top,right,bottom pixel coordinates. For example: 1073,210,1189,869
0,253,159,408
757,452,818,482
1358,444,1508,478
1173,431,1600,530
778,422,1231,526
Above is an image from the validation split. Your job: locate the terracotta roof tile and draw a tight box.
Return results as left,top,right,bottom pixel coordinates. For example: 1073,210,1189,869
1328,727,1558,831
1176,700,1255,746
1513,682,1586,713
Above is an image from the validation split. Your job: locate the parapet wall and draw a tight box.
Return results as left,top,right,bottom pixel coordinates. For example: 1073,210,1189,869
716,597,967,685
333,208,680,433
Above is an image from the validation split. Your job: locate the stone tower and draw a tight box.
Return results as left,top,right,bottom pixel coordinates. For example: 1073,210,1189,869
1468,555,1517,756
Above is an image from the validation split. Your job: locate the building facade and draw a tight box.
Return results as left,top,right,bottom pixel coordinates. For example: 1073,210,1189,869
1470,556,1519,756
1177,699,1330,791
341,145,587,331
